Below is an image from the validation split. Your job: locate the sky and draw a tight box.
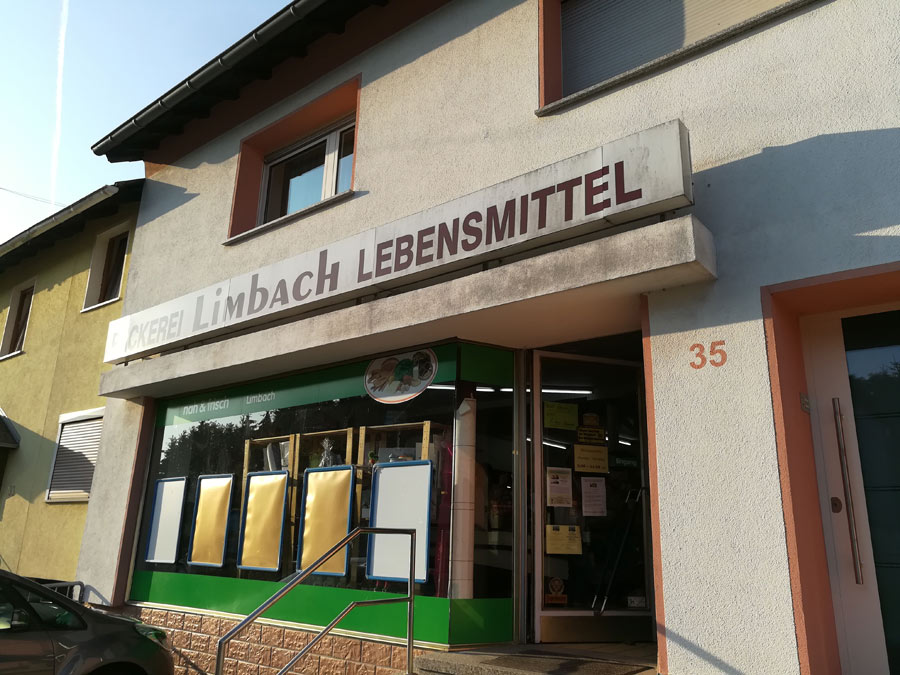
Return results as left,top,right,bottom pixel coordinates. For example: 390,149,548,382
0,0,289,245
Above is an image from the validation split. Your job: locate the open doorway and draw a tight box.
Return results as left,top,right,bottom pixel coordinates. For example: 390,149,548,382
530,334,656,645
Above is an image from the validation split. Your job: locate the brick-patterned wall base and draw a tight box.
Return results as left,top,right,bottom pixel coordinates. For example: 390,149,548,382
121,605,428,675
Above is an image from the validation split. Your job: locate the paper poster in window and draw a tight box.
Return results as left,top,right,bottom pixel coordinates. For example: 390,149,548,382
544,401,578,430
581,477,607,517
546,467,573,507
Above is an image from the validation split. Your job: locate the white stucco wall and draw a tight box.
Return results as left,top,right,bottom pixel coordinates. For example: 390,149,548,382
89,0,900,672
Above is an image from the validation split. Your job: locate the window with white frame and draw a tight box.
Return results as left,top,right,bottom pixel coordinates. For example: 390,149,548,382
83,225,129,309
46,411,104,502
261,120,355,224
560,0,808,97
1,282,35,357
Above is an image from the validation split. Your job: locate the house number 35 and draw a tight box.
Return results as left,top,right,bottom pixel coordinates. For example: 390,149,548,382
689,341,727,369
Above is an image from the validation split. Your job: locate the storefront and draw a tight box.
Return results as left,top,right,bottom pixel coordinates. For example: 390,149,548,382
130,342,517,647
74,0,900,672
79,116,711,658
123,330,660,649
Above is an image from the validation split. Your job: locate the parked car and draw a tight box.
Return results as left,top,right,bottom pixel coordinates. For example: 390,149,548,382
0,569,173,674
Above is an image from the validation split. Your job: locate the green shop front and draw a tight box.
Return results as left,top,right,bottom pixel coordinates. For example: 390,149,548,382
131,342,517,648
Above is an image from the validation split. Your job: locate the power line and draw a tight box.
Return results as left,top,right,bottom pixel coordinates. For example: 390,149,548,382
0,185,63,207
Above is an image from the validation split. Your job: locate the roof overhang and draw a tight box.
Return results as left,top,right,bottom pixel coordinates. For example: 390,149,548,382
92,0,399,163
0,179,144,274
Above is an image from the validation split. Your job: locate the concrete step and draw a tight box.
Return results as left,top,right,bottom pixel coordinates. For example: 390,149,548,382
416,645,656,675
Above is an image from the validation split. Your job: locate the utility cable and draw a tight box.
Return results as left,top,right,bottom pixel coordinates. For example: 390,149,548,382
0,185,63,207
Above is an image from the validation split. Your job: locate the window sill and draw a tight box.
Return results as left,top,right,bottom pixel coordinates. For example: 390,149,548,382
81,296,121,314
536,0,819,117
224,189,356,246
0,350,24,363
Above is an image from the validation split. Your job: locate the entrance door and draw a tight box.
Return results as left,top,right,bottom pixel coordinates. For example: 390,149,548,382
802,308,900,673
532,352,654,643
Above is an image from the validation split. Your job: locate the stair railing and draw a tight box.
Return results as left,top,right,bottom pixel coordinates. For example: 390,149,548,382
214,527,416,675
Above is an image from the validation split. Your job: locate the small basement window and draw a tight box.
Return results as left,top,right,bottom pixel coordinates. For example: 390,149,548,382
83,226,130,309
46,413,104,502
261,122,355,224
1,283,35,357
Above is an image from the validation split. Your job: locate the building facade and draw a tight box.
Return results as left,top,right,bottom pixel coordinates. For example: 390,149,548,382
0,181,141,583
79,1,900,674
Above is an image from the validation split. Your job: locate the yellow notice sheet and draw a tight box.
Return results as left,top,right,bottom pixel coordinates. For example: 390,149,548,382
544,401,578,430
574,444,608,473
545,525,583,555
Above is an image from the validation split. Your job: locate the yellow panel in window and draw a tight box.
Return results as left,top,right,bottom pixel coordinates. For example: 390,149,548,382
189,475,233,567
300,467,353,575
239,472,288,570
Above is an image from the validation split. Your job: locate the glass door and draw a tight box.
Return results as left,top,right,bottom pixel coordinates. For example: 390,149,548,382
532,352,654,643
802,308,900,673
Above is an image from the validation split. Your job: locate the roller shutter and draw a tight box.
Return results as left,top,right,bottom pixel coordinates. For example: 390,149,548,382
561,0,791,96
47,417,103,502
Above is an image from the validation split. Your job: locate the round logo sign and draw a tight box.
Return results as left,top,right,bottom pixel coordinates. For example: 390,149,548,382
364,348,439,404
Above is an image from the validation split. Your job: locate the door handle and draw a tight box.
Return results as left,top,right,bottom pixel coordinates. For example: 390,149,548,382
832,398,864,585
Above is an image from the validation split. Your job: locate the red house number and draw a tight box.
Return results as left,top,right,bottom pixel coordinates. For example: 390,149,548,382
690,341,727,369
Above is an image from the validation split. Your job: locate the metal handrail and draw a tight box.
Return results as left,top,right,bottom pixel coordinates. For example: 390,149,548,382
214,526,416,675
42,580,85,602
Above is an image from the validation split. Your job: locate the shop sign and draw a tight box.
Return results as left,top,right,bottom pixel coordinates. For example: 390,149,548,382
364,349,438,404
104,120,692,364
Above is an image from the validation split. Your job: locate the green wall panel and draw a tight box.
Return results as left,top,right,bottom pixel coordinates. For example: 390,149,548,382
449,598,514,644
131,571,450,644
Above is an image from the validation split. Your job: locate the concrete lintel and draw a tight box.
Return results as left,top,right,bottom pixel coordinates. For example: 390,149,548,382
100,215,715,399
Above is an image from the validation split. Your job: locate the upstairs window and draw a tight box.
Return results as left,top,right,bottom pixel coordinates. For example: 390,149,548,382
1,283,34,357
228,76,360,240
83,225,130,309
550,0,812,100
262,122,355,223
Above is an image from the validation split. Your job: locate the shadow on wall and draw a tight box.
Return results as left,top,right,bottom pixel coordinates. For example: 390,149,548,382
653,127,900,331
0,420,96,557
662,624,748,675
133,180,198,232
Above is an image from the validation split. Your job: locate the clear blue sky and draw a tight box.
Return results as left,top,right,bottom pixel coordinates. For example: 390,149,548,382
0,0,288,245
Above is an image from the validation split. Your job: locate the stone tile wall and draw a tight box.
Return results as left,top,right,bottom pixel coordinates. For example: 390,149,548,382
121,605,428,675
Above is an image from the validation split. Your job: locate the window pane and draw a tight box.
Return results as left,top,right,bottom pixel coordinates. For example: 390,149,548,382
0,588,15,631
14,585,82,629
8,286,33,354
336,127,355,193
265,141,327,221
98,233,128,303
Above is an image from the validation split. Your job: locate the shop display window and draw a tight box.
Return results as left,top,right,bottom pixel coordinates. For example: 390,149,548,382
132,342,516,643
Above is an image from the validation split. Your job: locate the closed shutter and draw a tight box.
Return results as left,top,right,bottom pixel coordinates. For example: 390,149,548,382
561,0,790,96
47,417,103,502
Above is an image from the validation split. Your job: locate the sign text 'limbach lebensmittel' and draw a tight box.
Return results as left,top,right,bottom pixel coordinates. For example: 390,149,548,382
104,120,692,363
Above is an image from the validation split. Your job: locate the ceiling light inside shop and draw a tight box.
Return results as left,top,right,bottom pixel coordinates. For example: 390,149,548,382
476,387,496,393
526,437,567,450
427,384,455,390
542,388,593,395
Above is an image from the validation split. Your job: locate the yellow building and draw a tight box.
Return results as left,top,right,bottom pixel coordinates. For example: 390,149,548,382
0,180,142,582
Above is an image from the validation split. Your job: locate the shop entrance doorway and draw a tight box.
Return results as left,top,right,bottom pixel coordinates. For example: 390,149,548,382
532,351,655,643
802,308,900,673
